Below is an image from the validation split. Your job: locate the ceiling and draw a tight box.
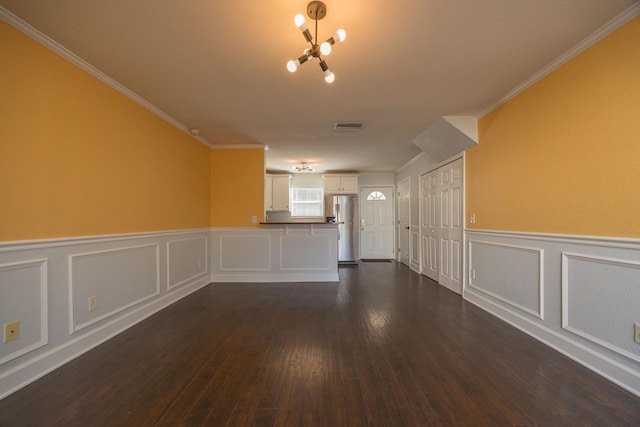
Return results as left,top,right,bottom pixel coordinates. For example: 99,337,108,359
1,0,637,173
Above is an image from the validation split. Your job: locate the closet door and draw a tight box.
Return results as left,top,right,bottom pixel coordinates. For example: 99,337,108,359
438,158,463,294
420,172,438,281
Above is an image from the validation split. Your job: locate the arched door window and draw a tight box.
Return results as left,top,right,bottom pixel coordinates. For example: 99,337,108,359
366,191,387,201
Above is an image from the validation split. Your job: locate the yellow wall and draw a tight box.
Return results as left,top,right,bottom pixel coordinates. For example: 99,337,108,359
0,21,211,241
210,148,265,227
466,17,640,238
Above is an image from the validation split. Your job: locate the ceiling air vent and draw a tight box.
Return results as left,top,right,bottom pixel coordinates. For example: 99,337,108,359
333,122,364,131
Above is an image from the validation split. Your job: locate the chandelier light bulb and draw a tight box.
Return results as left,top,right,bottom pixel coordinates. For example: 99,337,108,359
336,29,346,42
324,70,335,83
320,41,332,56
287,60,299,72
294,14,306,29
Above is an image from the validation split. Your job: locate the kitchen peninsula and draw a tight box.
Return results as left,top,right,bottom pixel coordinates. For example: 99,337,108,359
210,222,338,283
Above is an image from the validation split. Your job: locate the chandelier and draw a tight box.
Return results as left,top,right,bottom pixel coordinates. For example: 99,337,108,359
286,1,346,83
294,162,315,172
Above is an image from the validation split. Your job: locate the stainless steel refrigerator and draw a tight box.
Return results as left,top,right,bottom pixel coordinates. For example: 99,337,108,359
325,195,358,263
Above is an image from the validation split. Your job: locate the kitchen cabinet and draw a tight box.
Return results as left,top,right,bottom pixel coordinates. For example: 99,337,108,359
323,174,359,194
265,174,291,211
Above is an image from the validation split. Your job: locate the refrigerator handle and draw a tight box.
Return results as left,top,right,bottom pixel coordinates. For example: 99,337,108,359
336,203,341,240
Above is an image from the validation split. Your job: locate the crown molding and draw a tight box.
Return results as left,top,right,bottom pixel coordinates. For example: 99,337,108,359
0,6,213,148
477,3,640,119
210,144,265,150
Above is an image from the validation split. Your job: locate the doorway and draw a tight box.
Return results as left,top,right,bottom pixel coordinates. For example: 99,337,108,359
397,178,410,266
360,187,395,260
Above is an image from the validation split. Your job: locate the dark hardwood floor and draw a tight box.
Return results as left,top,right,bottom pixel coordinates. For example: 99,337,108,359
1,262,639,426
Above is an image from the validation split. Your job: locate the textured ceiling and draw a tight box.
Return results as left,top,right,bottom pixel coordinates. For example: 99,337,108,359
1,0,638,172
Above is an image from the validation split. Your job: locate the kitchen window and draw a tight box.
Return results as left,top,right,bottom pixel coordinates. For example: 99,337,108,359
290,188,323,217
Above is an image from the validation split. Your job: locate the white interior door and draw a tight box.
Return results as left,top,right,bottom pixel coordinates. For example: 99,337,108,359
397,178,410,266
420,172,438,281
360,187,394,259
437,159,463,294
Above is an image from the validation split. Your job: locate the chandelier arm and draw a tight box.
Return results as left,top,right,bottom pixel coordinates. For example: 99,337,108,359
314,7,318,46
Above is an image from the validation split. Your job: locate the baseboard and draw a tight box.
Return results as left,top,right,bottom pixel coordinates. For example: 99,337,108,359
211,272,339,283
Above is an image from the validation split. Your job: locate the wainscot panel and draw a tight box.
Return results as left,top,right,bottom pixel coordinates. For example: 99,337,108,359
69,244,160,333
280,234,332,270
167,236,208,289
219,235,271,271
468,240,543,319
0,229,211,400
562,252,640,363
464,230,640,397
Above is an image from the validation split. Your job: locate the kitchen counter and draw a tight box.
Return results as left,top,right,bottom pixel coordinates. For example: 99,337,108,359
260,222,341,225
212,223,339,282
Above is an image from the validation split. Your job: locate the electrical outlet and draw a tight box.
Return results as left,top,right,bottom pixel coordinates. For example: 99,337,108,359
252,215,258,224
470,213,476,224
470,269,476,280
4,321,19,343
635,323,640,344
88,295,98,312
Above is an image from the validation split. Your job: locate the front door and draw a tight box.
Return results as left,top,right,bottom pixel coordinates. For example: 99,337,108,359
360,187,394,259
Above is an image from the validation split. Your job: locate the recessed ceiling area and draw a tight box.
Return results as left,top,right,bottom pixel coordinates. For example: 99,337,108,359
1,0,637,173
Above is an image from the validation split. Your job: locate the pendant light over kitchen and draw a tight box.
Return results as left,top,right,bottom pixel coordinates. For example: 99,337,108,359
293,162,314,172
286,1,346,83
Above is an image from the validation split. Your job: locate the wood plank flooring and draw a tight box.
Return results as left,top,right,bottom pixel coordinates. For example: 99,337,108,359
1,262,639,426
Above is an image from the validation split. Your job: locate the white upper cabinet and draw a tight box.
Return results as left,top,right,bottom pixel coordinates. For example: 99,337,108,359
265,174,291,211
323,175,359,194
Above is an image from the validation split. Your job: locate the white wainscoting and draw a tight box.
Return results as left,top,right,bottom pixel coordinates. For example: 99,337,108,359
465,230,640,397
0,229,210,400
211,226,339,283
